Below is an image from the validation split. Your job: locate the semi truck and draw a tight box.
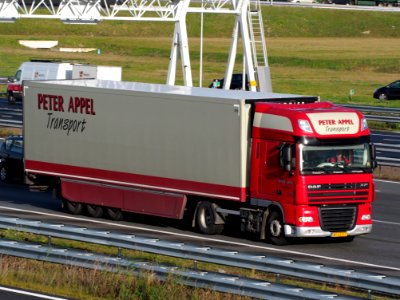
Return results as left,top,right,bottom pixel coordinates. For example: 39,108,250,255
23,80,377,245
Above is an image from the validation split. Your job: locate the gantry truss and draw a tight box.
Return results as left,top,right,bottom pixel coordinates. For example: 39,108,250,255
0,0,272,91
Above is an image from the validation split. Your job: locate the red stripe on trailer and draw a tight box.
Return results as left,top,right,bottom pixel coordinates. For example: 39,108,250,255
26,160,247,201
61,179,188,219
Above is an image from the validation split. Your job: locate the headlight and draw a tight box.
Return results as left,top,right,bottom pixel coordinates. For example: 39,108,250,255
298,216,314,223
361,214,371,221
361,118,368,131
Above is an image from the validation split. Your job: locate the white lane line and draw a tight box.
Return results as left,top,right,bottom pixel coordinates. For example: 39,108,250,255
374,220,400,226
0,205,399,272
0,286,68,300
375,179,400,184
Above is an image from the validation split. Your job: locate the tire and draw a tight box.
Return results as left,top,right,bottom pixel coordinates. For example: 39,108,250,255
266,210,289,246
7,93,16,104
63,200,83,215
0,165,8,182
378,93,387,100
106,207,124,221
86,204,104,218
196,201,224,235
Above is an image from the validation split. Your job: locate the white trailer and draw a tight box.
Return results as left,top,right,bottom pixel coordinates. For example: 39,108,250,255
23,79,310,220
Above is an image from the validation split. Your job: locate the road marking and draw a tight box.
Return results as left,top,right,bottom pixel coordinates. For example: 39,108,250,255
375,179,400,185
0,205,399,272
374,220,400,226
0,286,68,300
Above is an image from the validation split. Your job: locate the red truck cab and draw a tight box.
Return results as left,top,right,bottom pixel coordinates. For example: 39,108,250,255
250,101,375,244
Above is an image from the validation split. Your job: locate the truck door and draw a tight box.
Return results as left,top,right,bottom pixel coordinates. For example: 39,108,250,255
258,141,295,204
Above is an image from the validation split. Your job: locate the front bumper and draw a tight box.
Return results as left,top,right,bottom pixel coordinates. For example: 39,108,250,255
284,224,372,238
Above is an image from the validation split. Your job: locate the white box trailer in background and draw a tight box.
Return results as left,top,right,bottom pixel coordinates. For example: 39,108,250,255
72,65,122,81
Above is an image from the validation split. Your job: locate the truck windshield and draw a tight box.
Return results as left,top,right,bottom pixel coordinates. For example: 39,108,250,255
300,143,372,175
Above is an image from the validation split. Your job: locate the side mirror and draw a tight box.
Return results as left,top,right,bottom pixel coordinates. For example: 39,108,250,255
7,76,16,83
370,144,378,169
281,144,293,172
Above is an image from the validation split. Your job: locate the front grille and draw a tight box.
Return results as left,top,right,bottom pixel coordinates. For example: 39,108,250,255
308,183,369,204
319,206,357,232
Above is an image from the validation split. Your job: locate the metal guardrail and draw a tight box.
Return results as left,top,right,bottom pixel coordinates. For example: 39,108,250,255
375,143,400,167
0,216,398,297
0,239,361,300
344,104,400,124
0,106,23,128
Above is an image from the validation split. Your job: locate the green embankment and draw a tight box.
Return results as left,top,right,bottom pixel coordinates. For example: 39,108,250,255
0,6,399,107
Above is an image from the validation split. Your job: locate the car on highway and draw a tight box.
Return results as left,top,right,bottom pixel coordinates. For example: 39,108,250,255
209,73,249,90
0,135,24,182
373,80,400,100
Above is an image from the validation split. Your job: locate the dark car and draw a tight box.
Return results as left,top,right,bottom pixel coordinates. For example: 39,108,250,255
373,80,400,100
209,73,249,90
0,135,24,182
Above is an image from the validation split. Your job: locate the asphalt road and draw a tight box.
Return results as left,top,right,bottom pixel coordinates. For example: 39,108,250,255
0,179,398,278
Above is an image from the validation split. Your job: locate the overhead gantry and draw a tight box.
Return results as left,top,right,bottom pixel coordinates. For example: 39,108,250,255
0,0,272,91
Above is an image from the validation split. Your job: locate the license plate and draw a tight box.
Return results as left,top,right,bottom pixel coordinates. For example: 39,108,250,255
332,232,348,238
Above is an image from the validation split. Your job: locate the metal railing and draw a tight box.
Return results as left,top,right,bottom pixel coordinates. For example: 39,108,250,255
0,216,398,297
375,143,400,167
0,239,361,300
344,105,400,124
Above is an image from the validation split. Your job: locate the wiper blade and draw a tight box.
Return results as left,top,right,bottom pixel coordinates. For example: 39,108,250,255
346,166,369,173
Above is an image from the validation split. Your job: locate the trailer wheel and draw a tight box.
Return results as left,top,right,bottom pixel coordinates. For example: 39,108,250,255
63,200,83,215
86,204,104,218
196,201,224,235
267,210,288,246
106,207,123,221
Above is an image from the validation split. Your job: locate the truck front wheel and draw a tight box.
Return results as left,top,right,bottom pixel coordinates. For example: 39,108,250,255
267,210,288,246
196,201,224,235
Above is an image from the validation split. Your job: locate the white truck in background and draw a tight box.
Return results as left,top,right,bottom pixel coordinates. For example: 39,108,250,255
7,61,73,103
7,60,122,104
